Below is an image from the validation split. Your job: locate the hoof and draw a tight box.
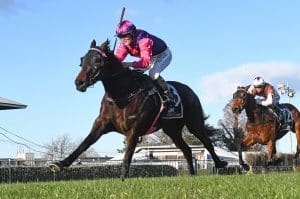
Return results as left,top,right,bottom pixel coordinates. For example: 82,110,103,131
49,162,63,173
246,166,253,175
120,175,126,181
293,166,300,172
261,167,268,174
292,158,299,167
241,163,250,171
268,159,282,166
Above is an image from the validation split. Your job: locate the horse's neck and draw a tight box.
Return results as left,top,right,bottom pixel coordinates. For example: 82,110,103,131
102,71,138,99
244,97,258,122
244,106,255,122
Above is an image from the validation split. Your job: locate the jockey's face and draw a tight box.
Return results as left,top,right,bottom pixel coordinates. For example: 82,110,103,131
255,86,264,94
120,35,133,46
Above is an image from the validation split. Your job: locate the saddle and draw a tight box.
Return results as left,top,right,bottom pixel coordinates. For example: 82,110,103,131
160,84,183,119
277,105,293,130
256,104,292,130
265,105,293,131
131,71,183,119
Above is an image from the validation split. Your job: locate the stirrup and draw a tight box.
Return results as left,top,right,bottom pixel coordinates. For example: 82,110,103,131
161,98,173,108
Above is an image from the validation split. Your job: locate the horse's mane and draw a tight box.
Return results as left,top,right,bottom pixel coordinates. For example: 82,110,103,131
93,39,153,93
236,85,250,92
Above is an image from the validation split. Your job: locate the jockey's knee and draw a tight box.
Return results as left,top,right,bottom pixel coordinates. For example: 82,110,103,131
149,70,160,80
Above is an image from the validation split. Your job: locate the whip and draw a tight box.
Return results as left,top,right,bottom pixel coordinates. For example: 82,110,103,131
113,7,126,52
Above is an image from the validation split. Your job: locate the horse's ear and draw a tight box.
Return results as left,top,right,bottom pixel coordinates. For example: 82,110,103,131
237,86,247,90
90,40,96,48
100,39,110,52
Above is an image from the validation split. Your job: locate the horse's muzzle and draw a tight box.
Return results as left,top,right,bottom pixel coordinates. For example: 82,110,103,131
75,80,87,92
232,108,241,114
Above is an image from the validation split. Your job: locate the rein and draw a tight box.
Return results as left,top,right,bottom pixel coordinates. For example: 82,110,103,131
105,87,145,104
234,91,276,126
88,47,152,107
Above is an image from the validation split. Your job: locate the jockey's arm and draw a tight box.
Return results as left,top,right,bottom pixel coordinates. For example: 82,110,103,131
247,85,255,94
132,38,152,69
115,43,129,62
259,93,273,106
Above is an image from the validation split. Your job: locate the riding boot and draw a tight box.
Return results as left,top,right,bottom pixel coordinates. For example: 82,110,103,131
154,76,175,106
270,105,281,123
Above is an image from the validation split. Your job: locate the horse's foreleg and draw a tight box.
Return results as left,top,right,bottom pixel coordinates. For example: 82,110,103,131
238,144,244,165
267,140,276,165
238,143,250,171
50,117,111,172
239,134,255,170
120,133,139,180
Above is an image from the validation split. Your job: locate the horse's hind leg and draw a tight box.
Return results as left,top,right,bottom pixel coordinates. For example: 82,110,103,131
164,127,195,175
186,121,228,168
293,118,300,165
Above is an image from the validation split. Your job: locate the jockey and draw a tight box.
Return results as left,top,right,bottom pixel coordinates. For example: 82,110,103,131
247,76,281,120
115,20,174,106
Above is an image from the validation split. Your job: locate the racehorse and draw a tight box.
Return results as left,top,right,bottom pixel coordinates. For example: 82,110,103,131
231,86,300,170
49,40,227,179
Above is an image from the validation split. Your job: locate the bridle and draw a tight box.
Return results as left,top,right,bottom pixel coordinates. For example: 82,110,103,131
233,88,265,124
87,48,126,81
232,88,248,110
90,47,107,58
86,48,106,84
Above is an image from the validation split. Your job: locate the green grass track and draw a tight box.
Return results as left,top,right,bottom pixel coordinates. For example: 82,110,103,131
0,172,299,199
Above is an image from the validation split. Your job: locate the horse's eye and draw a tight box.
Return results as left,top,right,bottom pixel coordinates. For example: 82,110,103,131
95,58,101,64
93,57,101,65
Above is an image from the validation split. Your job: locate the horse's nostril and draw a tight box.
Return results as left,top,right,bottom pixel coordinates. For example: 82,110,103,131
75,80,83,86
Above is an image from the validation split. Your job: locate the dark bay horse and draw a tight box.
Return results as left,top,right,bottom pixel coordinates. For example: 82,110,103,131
231,86,300,169
49,40,227,179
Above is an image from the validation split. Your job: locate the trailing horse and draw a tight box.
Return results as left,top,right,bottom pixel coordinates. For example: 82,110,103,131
49,40,227,179
231,86,300,170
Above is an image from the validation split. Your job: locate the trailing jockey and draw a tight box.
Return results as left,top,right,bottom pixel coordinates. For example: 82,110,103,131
247,76,282,122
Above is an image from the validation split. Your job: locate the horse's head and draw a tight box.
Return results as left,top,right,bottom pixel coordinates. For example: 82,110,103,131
231,86,251,114
75,40,121,92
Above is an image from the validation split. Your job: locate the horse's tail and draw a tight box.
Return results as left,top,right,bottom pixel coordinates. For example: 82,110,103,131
203,115,216,136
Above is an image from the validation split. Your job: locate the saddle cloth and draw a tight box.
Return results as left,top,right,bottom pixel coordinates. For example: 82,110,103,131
278,106,293,130
160,84,183,119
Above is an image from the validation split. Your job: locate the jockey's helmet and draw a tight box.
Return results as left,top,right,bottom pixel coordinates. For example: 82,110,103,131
253,76,265,88
116,20,136,38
